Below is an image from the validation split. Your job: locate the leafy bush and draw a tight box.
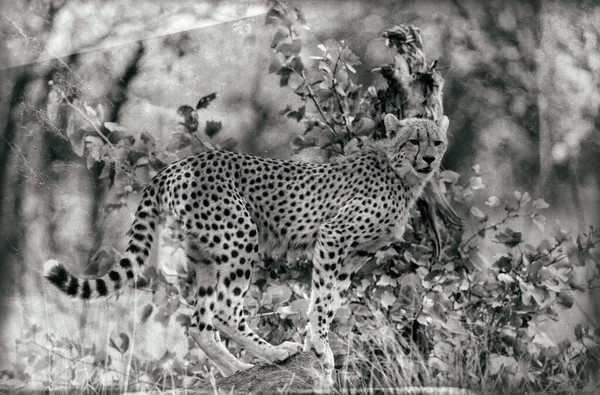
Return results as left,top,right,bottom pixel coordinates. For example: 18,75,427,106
7,1,598,393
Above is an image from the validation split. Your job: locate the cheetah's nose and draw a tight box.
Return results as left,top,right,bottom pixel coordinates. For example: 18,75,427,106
423,156,435,165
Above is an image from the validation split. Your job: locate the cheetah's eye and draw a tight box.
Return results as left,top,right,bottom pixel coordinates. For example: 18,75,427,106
409,139,419,145
434,140,443,147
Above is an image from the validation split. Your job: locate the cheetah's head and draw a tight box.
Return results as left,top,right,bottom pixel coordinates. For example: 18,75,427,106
383,114,449,180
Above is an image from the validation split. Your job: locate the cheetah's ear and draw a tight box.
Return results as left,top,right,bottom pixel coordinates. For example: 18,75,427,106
383,114,400,138
436,116,449,135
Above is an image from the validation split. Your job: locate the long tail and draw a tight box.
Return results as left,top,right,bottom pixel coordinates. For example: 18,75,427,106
44,183,160,299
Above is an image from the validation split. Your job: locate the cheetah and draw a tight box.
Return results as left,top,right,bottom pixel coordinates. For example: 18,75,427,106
44,114,449,377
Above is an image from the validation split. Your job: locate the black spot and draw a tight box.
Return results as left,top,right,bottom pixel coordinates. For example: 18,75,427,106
66,277,79,296
81,280,92,299
127,244,141,254
96,279,108,296
119,258,132,269
233,287,242,296
126,270,134,279
133,223,147,231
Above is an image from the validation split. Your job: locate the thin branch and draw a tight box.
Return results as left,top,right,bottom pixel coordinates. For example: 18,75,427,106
190,131,215,152
59,91,116,150
460,212,513,249
331,51,351,134
301,70,338,136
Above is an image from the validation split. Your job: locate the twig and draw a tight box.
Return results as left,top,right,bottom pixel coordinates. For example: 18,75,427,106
301,70,338,136
59,91,116,150
331,51,352,134
460,212,512,249
190,130,215,151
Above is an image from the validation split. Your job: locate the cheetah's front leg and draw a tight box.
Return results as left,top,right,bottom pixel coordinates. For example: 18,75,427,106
305,200,385,375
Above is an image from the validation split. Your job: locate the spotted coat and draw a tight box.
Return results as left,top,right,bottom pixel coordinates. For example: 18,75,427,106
44,114,449,377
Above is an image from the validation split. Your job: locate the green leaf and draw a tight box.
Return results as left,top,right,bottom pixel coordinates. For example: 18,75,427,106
352,117,375,136
204,120,222,138
423,269,444,283
66,115,85,157
196,92,217,110
497,273,514,283
175,313,191,328
532,331,558,352
218,138,238,151
557,291,574,308
317,89,333,102
289,56,304,74
380,290,396,309
438,170,460,184
485,196,501,208
533,198,550,210
95,350,109,367
343,138,360,155
290,298,309,315
269,52,286,73
532,215,546,232
519,191,531,207
288,73,304,90
166,297,180,316
493,255,513,272
376,274,397,287
277,66,293,86
270,26,289,48
469,176,485,190
153,286,168,305
109,333,130,354
104,122,128,133
277,39,301,57
489,355,518,375
267,284,292,306
165,132,192,152
140,303,153,324
470,206,487,221
154,306,171,327
340,46,361,67
494,228,523,247
46,89,61,122
119,333,130,353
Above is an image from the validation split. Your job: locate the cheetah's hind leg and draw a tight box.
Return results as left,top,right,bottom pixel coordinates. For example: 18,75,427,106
186,235,253,376
207,220,302,364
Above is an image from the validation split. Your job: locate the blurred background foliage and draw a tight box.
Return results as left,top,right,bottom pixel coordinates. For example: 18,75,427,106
1,0,599,392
